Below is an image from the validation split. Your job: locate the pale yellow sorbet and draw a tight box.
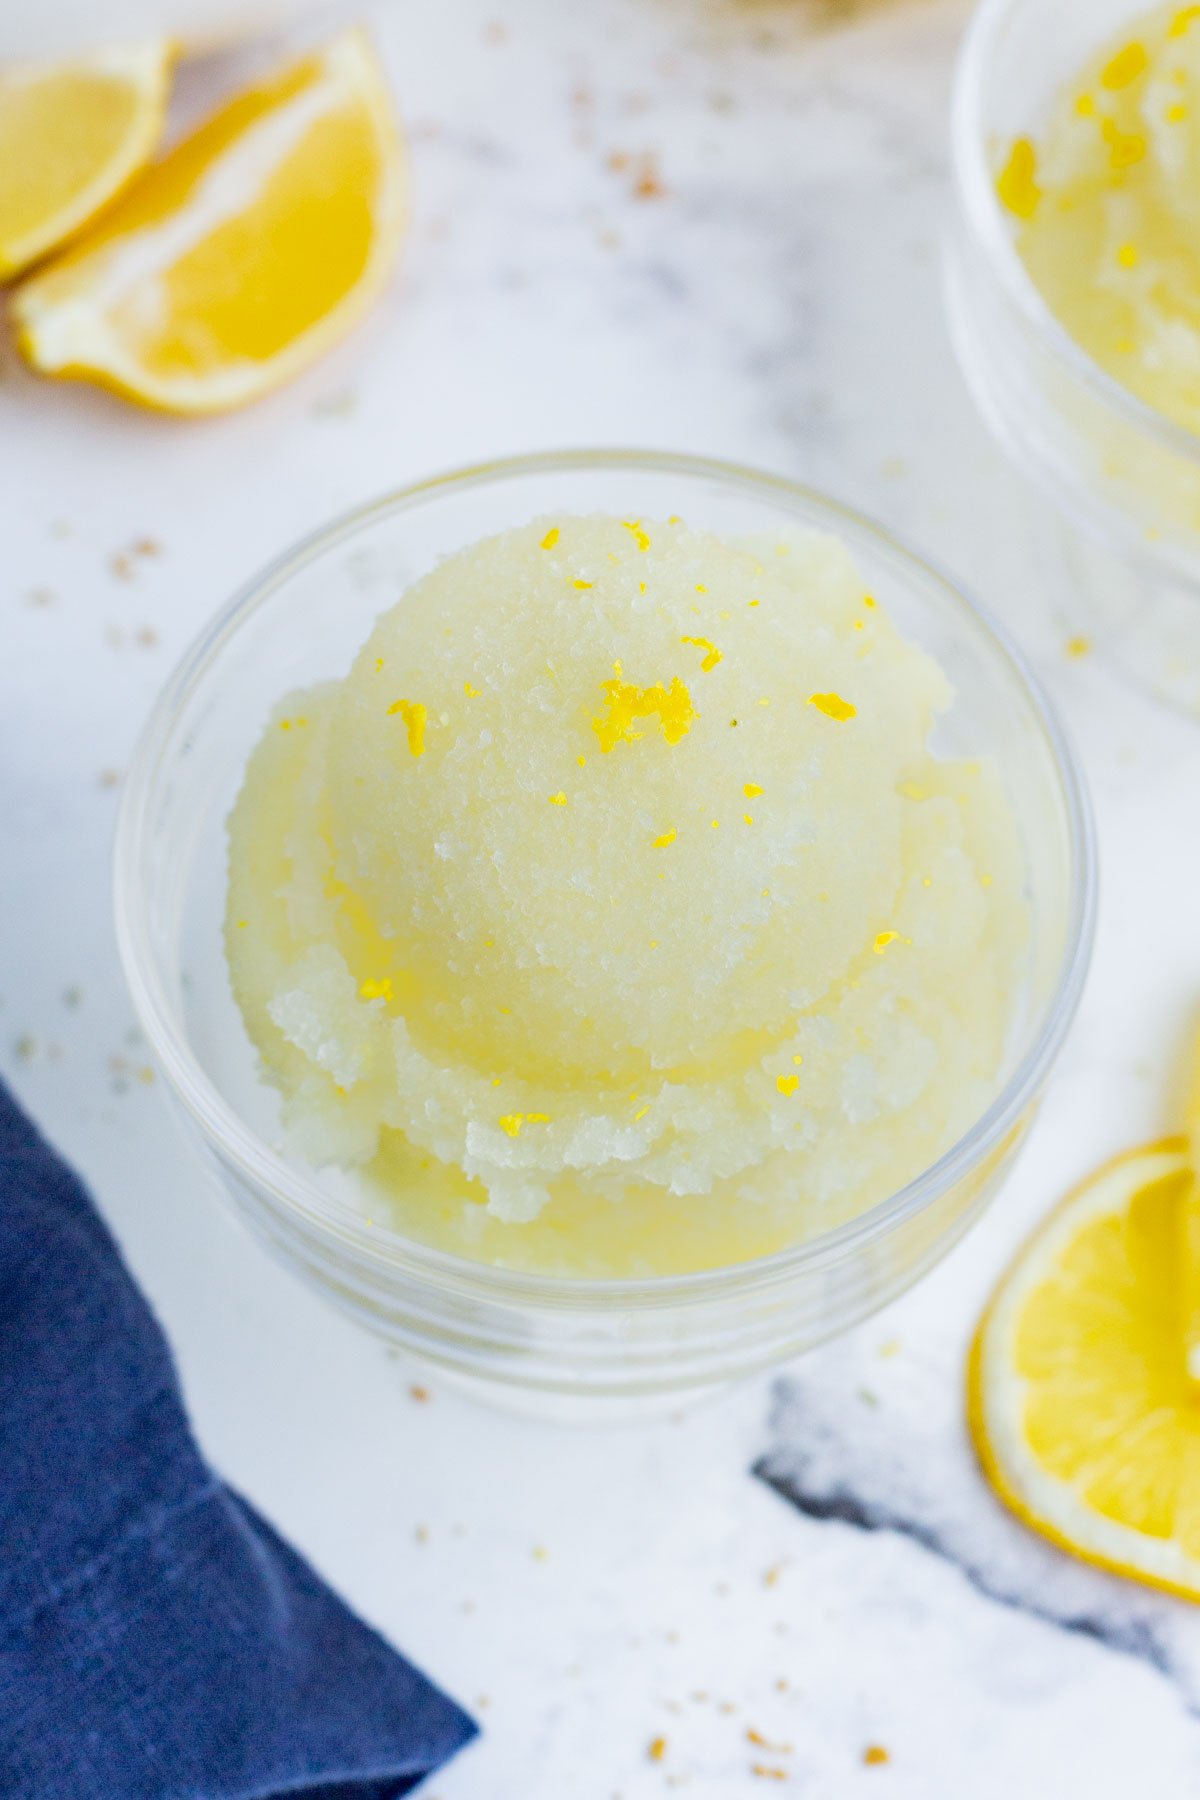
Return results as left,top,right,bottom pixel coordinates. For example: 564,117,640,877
1000,4,1200,433
225,515,1026,1278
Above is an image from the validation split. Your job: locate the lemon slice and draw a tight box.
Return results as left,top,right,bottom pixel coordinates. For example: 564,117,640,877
969,1139,1200,1600
0,43,172,280
1182,1025,1200,1384
11,30,406,414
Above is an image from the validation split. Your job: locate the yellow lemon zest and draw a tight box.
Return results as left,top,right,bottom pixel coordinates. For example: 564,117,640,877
1101,41,1148,88
1101,116,1146,169
593,675,696,753
387,698,426,756
680,634,722,672
808,691,856,722
997,137,1042,219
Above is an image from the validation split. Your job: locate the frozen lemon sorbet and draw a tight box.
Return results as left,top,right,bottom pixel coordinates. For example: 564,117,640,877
225,515,1026,1277
1000,4,1200,433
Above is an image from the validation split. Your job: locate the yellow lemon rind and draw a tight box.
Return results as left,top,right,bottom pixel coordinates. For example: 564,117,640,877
968,1136,1200,1603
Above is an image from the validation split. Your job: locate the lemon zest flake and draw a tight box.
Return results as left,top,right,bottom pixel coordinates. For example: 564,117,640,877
1171,5,1200,36
744,782,763,799
548,791,568,806
593,674,696,752
359,976,393,1001
809,691,856,722
680,634,722,672
997,138,1042,219
386,698,427,756
1101,116,1146,169
573,578,593,590
873,930,905,954
776,1074,800,1096
622,518,651,551
1101,41,1148,89
464,681,481,697
653,828,677,848
541,527,560,550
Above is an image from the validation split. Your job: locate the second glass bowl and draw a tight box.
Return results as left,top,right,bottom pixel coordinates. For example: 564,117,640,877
947,0,1200,717
115,450,1095,1416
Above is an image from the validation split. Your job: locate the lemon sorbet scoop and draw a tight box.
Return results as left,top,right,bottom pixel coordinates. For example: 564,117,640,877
225,515,1027,1278
998,4,1200,434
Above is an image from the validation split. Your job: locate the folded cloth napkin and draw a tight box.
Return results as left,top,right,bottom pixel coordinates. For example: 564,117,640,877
0,1079,476,1800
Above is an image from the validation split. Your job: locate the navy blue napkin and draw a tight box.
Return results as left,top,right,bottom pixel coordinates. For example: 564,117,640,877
0,1079,476,1799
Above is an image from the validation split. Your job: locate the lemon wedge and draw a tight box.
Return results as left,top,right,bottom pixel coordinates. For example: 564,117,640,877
0,43,172,280
970,1139,1200,1600
11,30,406,414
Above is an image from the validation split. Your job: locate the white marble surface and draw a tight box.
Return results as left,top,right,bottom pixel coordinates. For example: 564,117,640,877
6,0,1200,1793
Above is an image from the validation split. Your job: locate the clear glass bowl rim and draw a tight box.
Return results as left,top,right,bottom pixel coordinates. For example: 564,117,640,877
950,0,1200,470
114,447,1097,1311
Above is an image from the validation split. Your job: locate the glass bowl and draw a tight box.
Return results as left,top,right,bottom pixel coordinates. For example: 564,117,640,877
114,450,1096,1417
947,0,1200,718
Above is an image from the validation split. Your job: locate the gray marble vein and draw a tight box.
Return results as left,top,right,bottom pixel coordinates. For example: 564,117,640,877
755,1344,1200,1706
